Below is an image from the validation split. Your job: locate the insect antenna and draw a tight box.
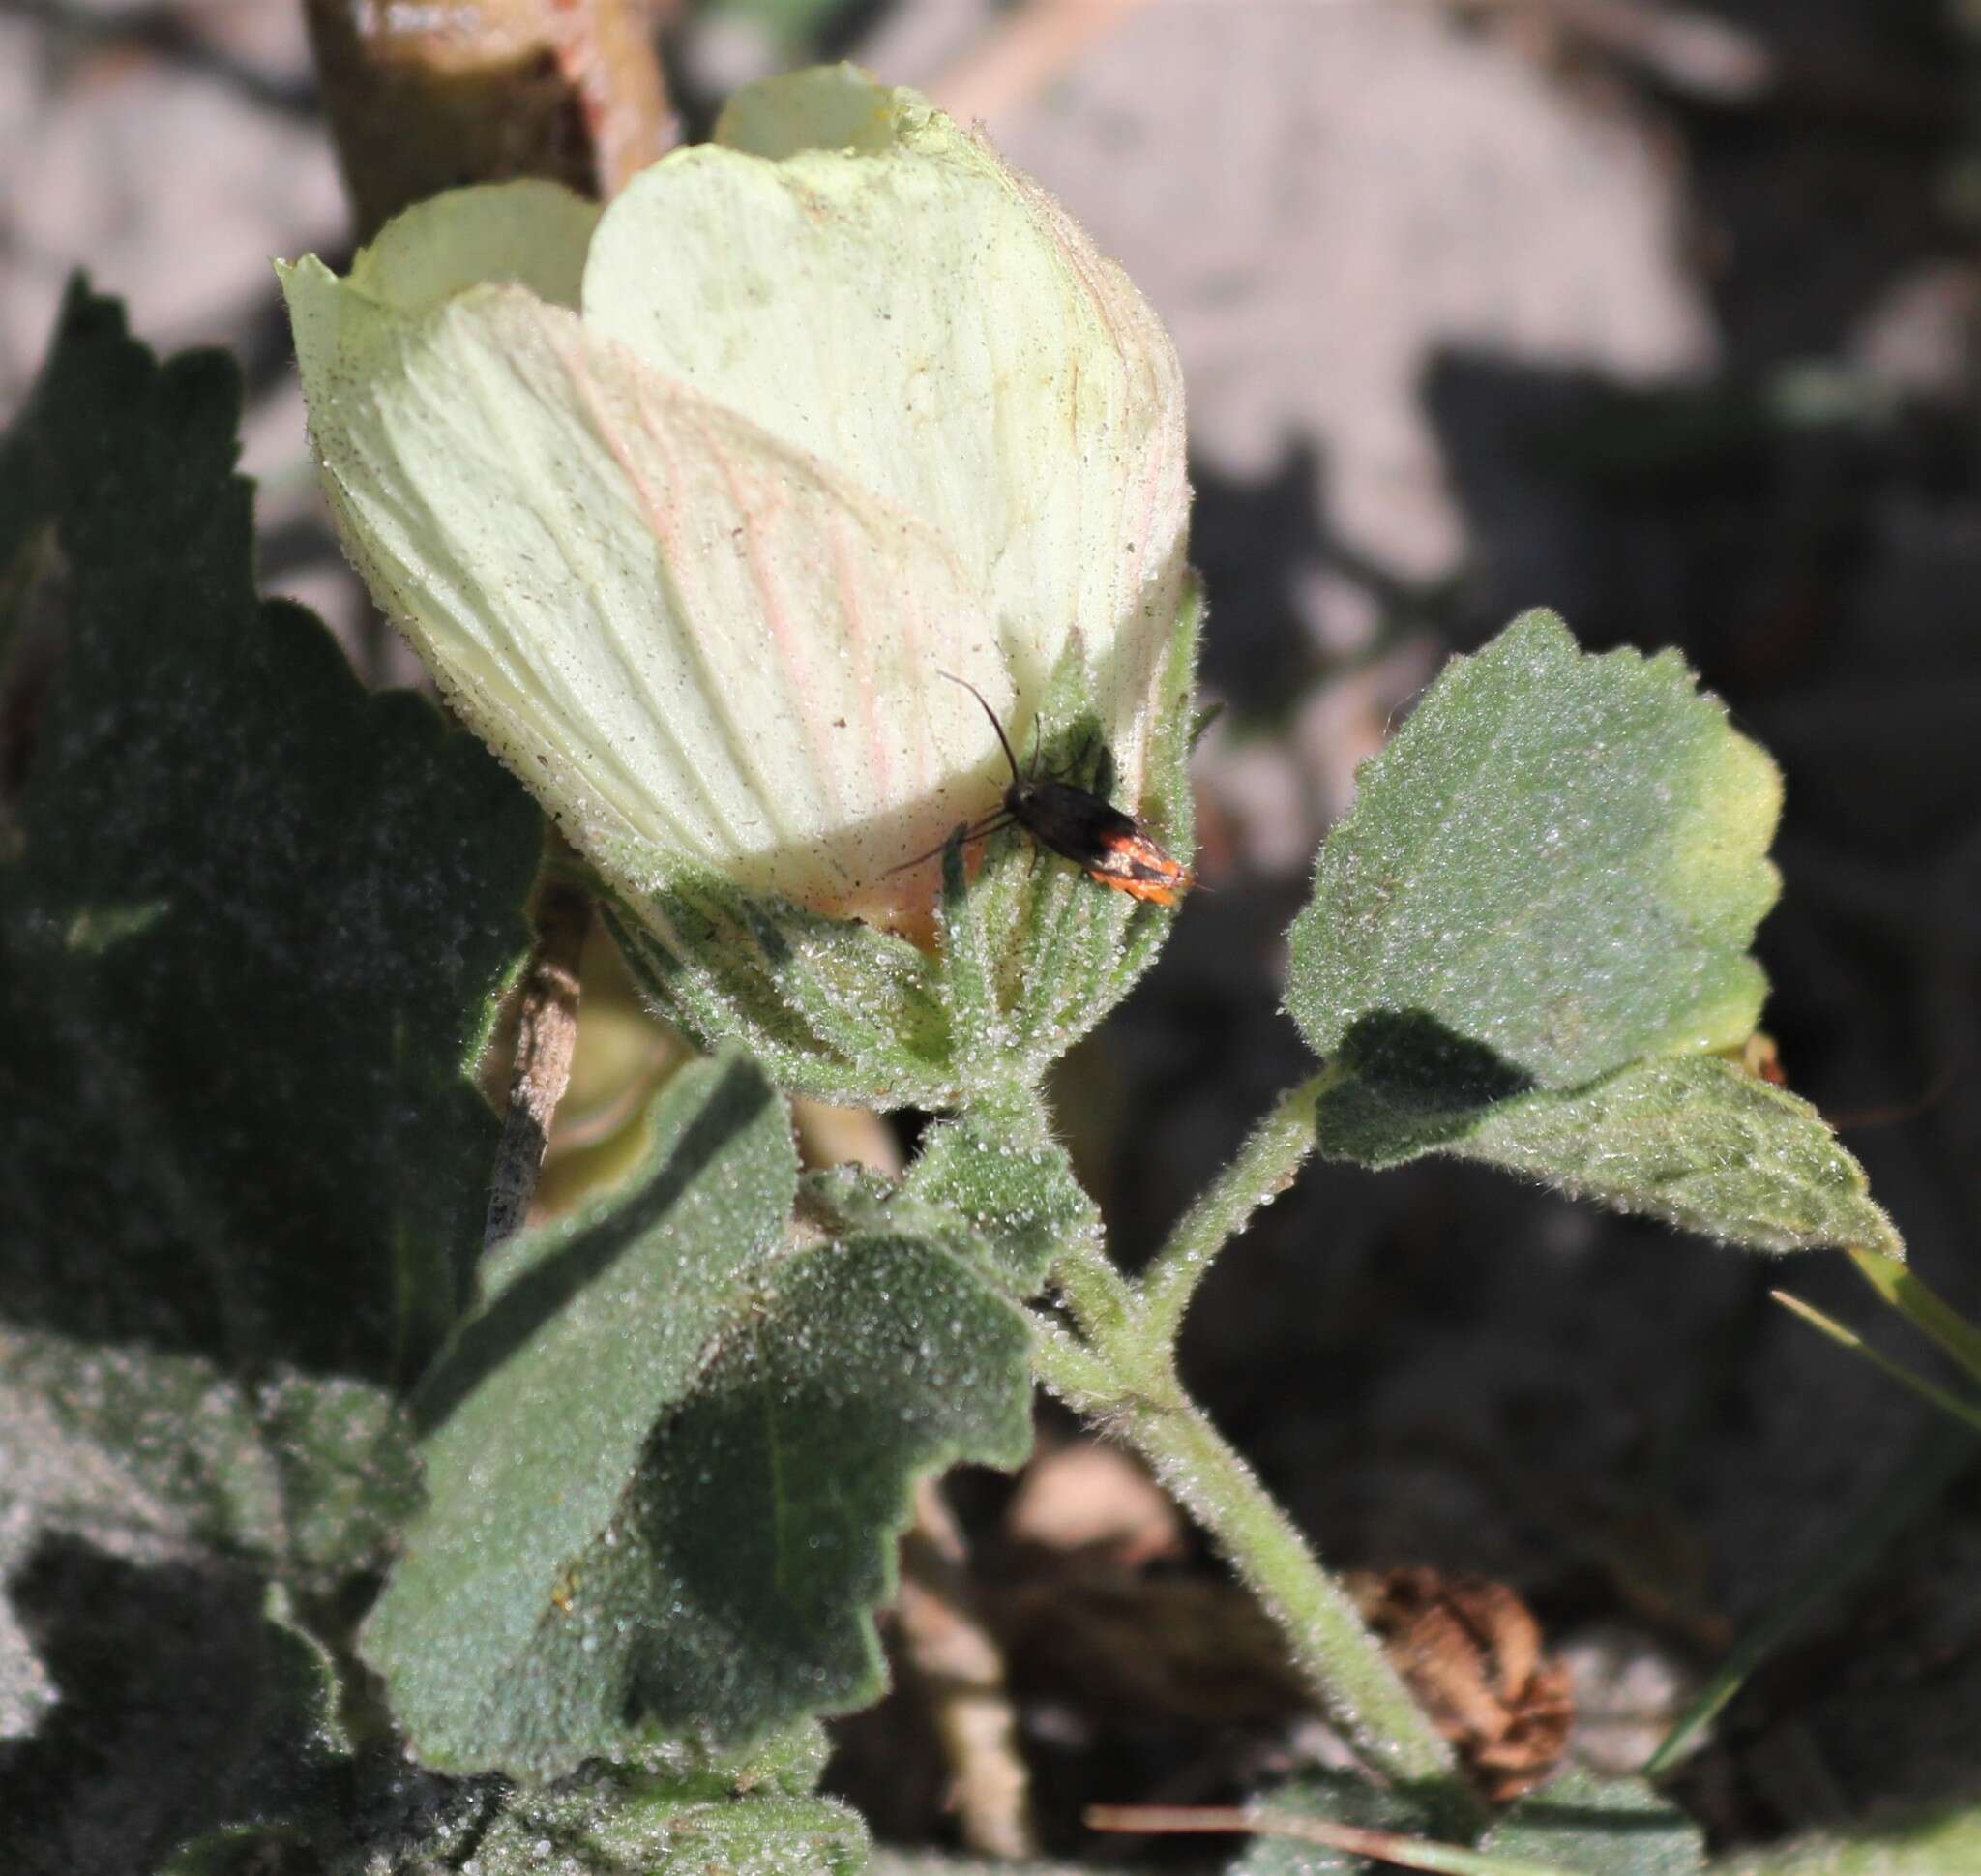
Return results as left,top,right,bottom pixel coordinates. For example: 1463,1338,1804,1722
938,670,1022,785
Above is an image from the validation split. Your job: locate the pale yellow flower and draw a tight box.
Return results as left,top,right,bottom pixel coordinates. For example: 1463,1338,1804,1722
280,64,1188,934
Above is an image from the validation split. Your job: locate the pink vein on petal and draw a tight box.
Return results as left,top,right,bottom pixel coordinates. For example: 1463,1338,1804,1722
692,400,846,850
582,338,801,853
824,508,897,805
550,331,762,850
442,314,737,856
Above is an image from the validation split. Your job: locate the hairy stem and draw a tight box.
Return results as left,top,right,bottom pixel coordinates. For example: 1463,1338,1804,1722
1110,1370,1460,1791
1017,1081,1464,1804
1138,1067,1339,1342
1048,1229,1144,1355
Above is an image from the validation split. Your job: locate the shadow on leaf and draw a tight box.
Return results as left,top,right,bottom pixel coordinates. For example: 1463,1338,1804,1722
413,1057,776,1437
1316,1010,1534,1169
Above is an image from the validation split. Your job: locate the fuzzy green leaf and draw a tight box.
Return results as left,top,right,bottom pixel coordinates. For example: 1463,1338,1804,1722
1286,612,1892,1256
1479,1769,1703,1876
621,1225,1032,1742
1719,1802,1981,1875
363,1055,797,1773
1227,1772,1431,1874
1289,610,1779,1087
0,292,536,1816
159,1744,857,1876
0,284,542,1388
0,1332,419,1593
456,1776,870,1876
903,1116,1100,1295
1320,1053,1900,1257
364,1054,1034,1778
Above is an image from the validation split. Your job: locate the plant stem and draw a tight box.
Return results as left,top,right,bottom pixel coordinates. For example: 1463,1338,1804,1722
305,0,676,242
485,868,591,1249
1109,1370,1462,1794
1048,1230,1144,1355
1026,1313,1120,1411
1087,1803,1567,1876
1138,1067,1339,1342
1002,1077,1463,1806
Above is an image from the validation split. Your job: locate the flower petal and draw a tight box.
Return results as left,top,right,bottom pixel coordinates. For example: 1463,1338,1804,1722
580,67,1189,800
343,177,600,313
281,257,1010,923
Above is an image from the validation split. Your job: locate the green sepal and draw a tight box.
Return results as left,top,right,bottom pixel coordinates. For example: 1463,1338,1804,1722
939,817,1012,1085
606,581,1201,1111
902,1116,1101,1297
608,882,953,1109
984,582,1200,1080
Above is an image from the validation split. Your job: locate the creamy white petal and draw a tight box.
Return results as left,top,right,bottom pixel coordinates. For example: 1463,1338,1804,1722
580,67,1189,799
281,257,1012,922
345,177,601,313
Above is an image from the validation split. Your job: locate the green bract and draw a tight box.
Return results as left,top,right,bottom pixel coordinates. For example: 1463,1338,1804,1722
280,63,1197,1106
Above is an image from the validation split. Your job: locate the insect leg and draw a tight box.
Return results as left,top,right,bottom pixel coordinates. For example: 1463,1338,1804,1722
885,814,1016,877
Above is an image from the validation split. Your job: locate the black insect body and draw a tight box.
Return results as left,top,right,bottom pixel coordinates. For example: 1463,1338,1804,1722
897,673,1194,907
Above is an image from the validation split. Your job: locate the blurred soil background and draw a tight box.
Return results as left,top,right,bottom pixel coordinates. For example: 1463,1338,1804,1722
4,0,1981,1866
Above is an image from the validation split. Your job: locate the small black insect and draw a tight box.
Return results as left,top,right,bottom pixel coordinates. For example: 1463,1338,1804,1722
895,672,1193,907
